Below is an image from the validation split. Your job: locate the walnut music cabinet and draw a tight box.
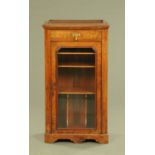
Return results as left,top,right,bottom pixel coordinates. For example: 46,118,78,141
43,20,109,144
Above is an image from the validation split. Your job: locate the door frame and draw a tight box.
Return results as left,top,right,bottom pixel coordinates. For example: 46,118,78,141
50,41,102,134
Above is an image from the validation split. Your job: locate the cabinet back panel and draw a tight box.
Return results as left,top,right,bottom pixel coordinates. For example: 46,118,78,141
57,94,95,129
58,68,95,92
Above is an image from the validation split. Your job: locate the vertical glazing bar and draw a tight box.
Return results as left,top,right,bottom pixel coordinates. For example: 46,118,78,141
85,94,87,127
66,94,69,127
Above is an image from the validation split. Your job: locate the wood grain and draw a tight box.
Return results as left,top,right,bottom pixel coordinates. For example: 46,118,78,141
50,30,102,41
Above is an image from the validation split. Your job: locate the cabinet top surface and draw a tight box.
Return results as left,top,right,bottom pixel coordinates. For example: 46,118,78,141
43,20,109,30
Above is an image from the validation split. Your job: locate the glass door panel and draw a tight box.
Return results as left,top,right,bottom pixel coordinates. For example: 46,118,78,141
57,48,96,129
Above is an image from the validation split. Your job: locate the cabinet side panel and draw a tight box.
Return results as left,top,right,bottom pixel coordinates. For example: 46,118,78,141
44,29,52,133
51,43,57,132
96,43,102,132
101,29,108,133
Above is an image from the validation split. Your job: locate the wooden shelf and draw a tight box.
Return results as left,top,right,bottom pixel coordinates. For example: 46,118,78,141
58,52,95,55
58,64,95,68
59,91,95,95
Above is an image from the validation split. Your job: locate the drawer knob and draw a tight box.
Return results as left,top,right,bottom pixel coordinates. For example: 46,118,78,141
72,33,81,40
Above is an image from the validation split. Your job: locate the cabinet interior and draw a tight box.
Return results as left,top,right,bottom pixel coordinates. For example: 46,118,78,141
57,48,96,129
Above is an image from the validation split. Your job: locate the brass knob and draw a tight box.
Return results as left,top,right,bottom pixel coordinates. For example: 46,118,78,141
72,33,81,40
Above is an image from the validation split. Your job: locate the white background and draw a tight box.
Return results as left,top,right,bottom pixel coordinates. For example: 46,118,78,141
126,0,155,154
0,0,155,155
0,0,29,155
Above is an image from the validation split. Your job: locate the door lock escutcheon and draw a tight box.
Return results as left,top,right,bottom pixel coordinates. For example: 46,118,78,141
72,33,81,40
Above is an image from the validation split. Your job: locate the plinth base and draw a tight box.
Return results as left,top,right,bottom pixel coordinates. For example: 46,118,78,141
45,133,109,144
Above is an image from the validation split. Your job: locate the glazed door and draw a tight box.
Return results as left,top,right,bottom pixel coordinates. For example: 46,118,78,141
51,42,102,134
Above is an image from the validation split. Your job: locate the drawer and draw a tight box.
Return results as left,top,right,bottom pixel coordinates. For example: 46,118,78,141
50,30,101,41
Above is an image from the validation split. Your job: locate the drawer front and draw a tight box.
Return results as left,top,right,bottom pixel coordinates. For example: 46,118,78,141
50,30,101,41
